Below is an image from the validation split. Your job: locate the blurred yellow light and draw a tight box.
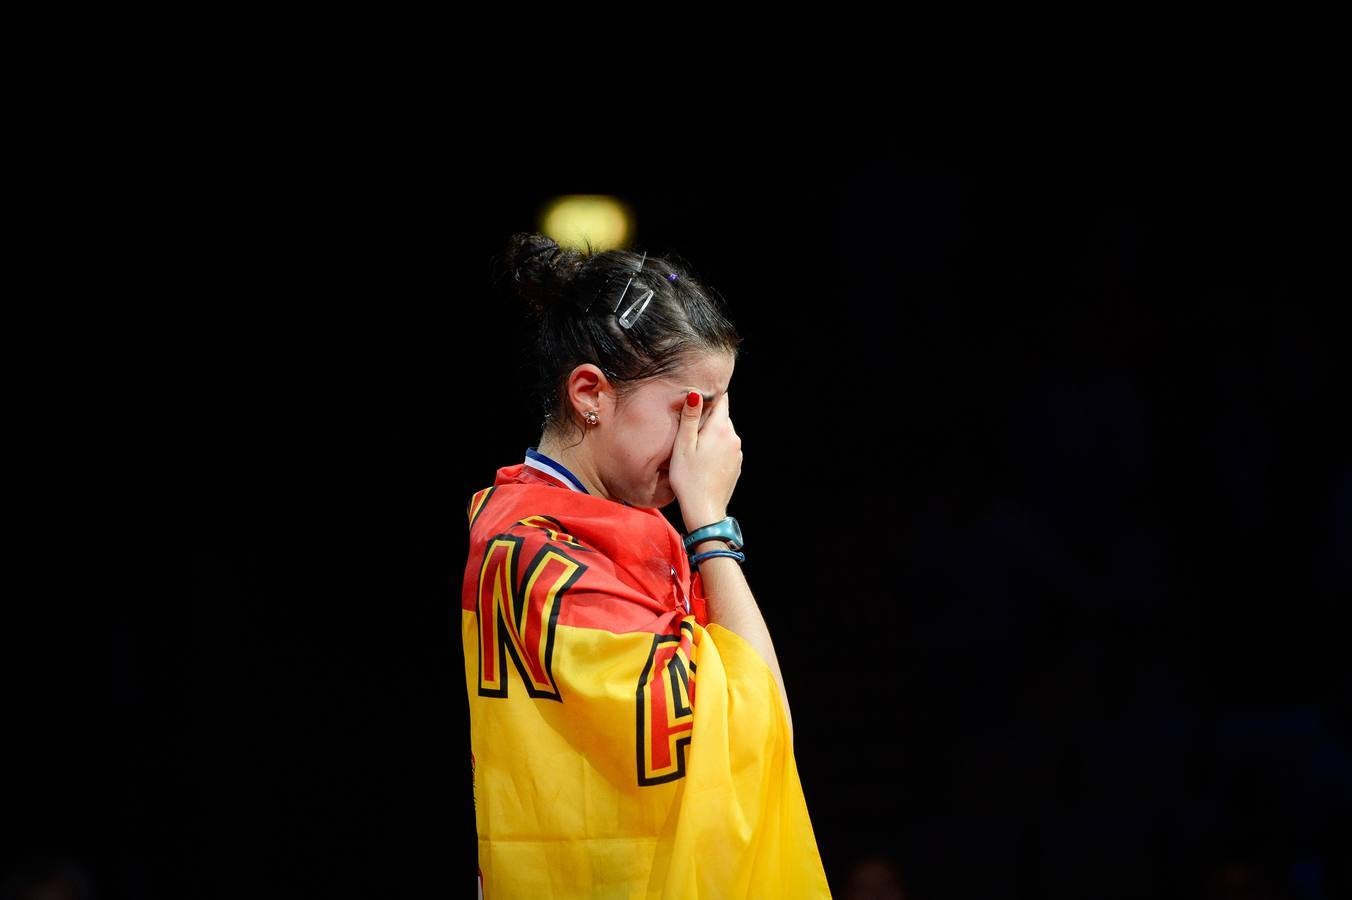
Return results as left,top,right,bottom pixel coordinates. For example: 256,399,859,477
539,195,634,251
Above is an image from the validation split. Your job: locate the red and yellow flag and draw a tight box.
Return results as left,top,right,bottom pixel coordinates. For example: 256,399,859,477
461,463,831,898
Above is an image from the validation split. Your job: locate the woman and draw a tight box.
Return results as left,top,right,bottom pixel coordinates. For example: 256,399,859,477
460,233,830,898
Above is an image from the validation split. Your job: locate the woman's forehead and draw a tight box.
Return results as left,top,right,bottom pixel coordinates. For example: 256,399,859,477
663,353,735,395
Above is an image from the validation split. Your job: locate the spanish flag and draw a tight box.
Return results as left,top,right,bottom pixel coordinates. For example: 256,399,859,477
460,449,831,898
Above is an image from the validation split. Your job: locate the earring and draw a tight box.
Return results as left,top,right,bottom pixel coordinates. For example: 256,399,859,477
584,409,599,426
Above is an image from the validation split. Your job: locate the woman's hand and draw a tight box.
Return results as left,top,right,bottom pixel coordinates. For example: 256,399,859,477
669,390,742,532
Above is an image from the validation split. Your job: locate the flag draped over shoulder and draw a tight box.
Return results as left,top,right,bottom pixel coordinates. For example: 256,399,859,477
460,462,831,899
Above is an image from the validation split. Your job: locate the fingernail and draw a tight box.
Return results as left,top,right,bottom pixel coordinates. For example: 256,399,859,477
687,391,699,407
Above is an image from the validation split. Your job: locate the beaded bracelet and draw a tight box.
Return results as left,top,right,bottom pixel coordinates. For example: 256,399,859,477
690,548,746,567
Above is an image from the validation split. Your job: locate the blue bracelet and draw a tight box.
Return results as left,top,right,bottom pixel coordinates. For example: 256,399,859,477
689,548,746,567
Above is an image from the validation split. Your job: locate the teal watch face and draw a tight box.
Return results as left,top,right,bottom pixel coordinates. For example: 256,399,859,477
687,516,742,550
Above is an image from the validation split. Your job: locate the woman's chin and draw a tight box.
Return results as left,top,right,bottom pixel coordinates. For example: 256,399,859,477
621,473,674,509
634,485,675,509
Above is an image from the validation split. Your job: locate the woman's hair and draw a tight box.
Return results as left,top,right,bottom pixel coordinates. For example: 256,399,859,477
496,232,742,448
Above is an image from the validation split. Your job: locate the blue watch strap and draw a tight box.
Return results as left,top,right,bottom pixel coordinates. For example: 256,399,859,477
682,516,742,552
690,548,745,567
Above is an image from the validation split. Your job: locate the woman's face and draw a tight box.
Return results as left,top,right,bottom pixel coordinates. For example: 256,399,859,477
596,350,735,509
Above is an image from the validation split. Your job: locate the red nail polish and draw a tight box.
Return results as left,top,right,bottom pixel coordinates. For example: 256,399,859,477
687,391,699,407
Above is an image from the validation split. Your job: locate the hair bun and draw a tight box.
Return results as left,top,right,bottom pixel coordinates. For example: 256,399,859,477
501,232,578,318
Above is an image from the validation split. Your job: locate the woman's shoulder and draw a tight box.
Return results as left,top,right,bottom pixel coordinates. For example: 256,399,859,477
470,479,672,545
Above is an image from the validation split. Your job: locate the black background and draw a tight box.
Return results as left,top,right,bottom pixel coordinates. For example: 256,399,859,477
11,115,1348,899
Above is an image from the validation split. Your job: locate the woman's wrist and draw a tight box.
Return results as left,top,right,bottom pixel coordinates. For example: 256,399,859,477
689,537,733,555
683,509,728,534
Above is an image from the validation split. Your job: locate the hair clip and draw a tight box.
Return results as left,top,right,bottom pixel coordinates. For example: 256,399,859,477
612,250,654,329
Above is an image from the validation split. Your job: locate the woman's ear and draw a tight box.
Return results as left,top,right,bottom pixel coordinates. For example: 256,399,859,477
566,364,608,417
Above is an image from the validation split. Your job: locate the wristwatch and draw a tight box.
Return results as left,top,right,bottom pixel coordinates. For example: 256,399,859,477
682,515,743,553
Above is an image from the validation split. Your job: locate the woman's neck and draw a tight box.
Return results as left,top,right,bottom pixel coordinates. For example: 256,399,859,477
535,433,610,501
